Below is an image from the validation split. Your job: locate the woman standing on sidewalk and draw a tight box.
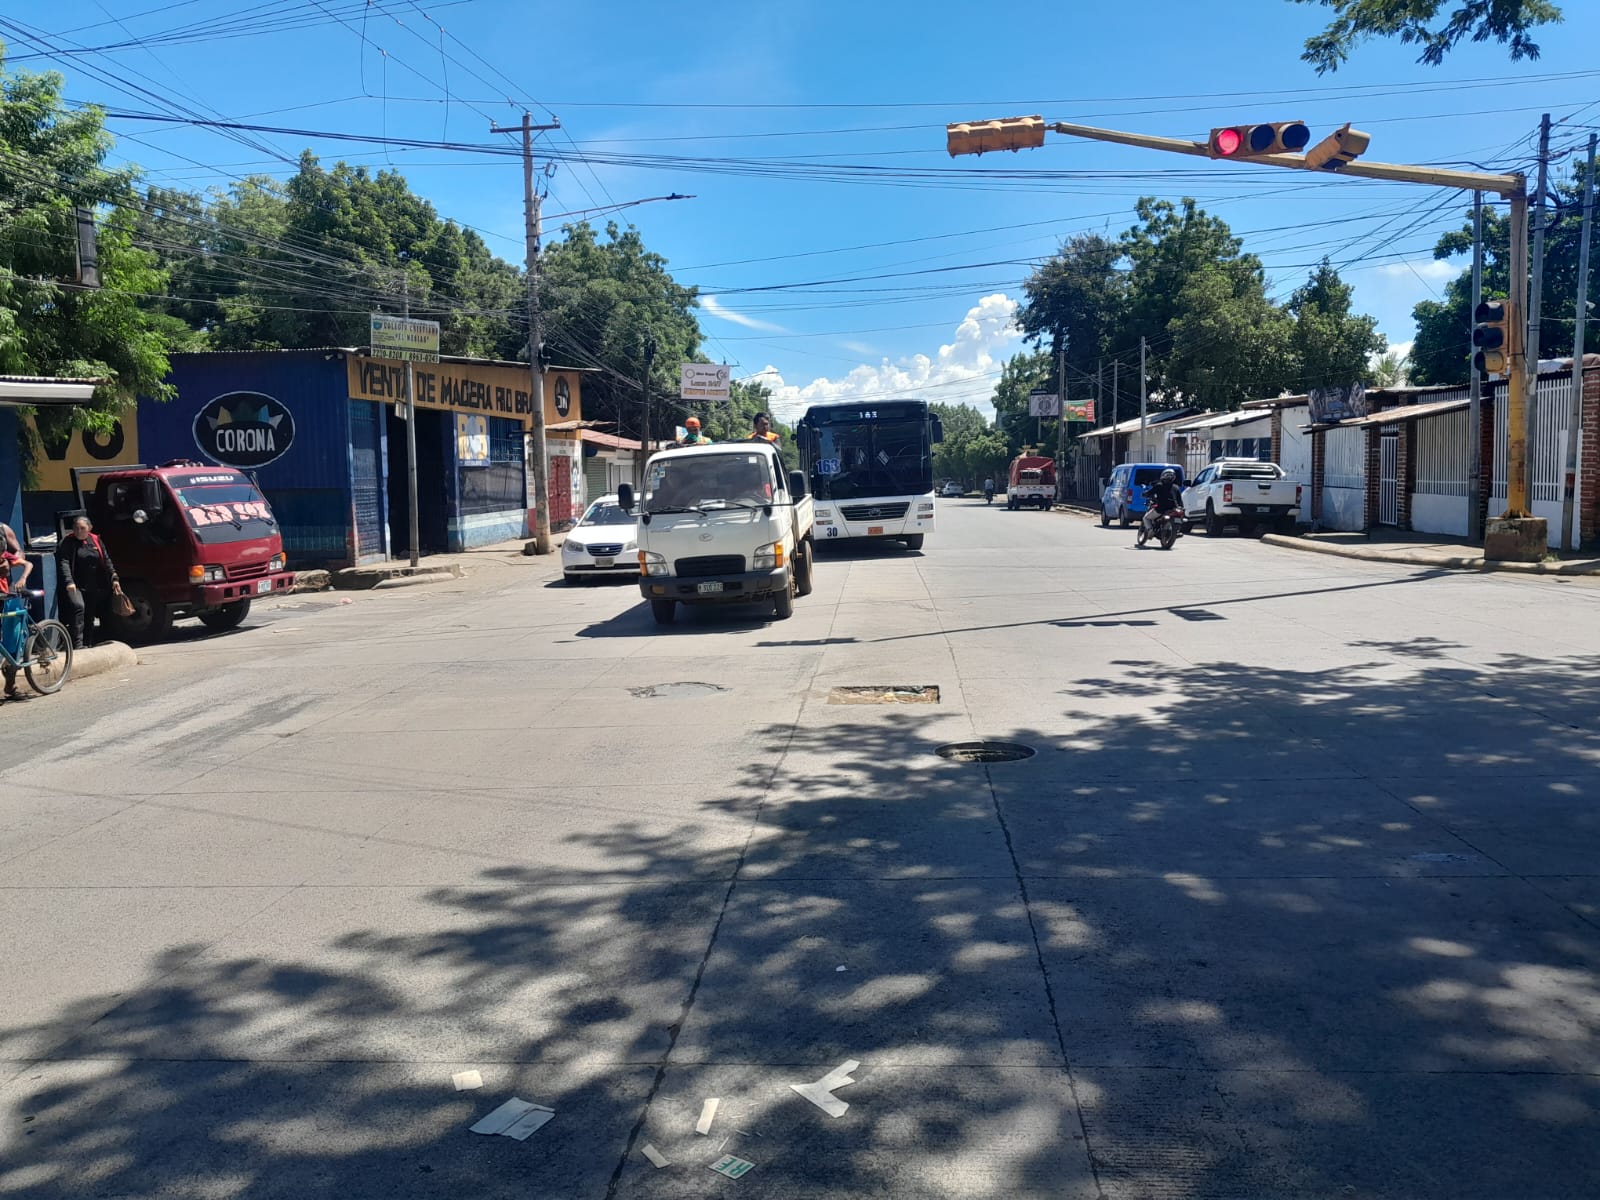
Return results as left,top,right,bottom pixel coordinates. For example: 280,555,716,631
56,516,120,649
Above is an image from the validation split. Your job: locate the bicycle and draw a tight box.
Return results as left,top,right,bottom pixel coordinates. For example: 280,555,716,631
1,590,74,696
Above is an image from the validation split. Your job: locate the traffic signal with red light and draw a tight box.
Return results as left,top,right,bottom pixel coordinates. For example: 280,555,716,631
1207,121,1310,159
946,116,1046,157
1303,123,1372,171
1472,300,1511,378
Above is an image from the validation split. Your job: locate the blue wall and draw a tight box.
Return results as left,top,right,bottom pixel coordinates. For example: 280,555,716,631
140,351,356,566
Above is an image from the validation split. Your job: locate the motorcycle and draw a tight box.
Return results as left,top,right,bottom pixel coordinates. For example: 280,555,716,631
1136,506,1186,551
984,488,994,505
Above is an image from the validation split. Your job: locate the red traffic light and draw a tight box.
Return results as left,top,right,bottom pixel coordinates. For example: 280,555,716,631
1214,128,1243,156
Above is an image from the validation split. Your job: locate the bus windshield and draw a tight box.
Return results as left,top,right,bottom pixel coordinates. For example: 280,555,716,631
803,410,932,501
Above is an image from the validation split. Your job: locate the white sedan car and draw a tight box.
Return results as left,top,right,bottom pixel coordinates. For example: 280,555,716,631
562,495,639,583
941,482,964,497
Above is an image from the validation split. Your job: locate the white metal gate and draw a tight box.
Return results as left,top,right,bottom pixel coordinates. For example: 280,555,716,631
1378,432,1399,525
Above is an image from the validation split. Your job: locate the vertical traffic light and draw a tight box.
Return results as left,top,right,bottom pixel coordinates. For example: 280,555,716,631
1207,122,1310,159
1303,123,1372,171
1472,300,1511,377
946,116,1046,157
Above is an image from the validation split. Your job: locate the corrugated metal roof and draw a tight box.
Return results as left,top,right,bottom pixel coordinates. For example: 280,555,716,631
1169,408,1272,432
1077,409,1197,440
0,376,104,406
1316,397,1470,430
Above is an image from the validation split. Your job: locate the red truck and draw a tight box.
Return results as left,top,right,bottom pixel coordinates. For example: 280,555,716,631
1006,454,1056,510
74,461,296,641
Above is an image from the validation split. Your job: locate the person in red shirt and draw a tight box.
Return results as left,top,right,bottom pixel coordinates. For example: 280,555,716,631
1,523,31,699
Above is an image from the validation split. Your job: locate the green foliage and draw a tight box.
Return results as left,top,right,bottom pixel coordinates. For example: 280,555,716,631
1016,232,1126,378
1294,0,1564,74
540,221,702,441
1,54,179,435
1409,172,1597,385
1288,258,1387,391
697,377,796,470
930,402,1007,485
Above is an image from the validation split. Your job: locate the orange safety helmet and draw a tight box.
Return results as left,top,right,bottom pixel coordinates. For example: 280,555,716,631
685,417,701,429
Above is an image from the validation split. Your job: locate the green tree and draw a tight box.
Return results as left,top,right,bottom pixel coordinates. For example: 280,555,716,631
1016,232,1127,381
539,221,702,442
1,53,181,433
988,349,1054,458
1287,258,1387,391
1371,349,1410,386
1294,0,1564,73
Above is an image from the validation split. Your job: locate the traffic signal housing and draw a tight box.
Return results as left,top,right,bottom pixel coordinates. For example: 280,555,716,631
946,116,1046,157
1303,123,1372,171
1472,300,1511,378
1207,121,1310,160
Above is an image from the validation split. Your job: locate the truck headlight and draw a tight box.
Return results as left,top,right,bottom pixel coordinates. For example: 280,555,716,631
198,565,224,583
752,540,784,570
639,550,668,576
269,554,286,572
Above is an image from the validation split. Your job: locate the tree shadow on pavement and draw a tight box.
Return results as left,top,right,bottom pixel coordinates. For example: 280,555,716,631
4,650,1600,1198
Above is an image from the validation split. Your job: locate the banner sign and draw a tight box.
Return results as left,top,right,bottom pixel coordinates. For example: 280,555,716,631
24,408,140,492
193,391,296,469
1028,391,1061,417
1308,382,1367,424
370,314,441,363
680,363,731,402
348,357,582,430
1064,398,1096,422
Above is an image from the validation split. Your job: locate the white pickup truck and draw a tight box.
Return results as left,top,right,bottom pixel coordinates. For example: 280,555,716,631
619,440,815,625
1182,458,1303,536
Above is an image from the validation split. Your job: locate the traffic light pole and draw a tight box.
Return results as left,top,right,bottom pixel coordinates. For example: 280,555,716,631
1468,192,1484,544
1020,118,1537,548
1561,134,1596,551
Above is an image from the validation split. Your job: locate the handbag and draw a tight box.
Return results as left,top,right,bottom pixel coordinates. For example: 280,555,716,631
111,585,135,618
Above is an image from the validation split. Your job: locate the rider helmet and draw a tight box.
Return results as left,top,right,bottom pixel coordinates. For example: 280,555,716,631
1160,469,1176,482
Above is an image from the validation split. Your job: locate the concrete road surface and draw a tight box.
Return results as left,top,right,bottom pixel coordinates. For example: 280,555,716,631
2,503,1598,1199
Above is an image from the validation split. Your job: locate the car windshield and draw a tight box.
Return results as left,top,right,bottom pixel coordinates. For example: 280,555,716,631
174,482,277,544
579,503,635,527
644,452,774,513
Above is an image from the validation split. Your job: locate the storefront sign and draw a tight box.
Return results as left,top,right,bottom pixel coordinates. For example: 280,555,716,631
1028,391,1060,417
1064,398,1096,422
348,357,581,430
193,391,297,469
370,314,441,363
1309,382,1367,425
680,363,730,402
24,408,140,492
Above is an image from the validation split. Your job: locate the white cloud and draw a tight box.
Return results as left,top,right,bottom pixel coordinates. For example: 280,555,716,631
753,293,1023,423
1375,259,1458,284
700,295,789,333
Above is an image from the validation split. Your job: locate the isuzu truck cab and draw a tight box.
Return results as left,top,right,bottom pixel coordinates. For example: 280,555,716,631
619,441,815,626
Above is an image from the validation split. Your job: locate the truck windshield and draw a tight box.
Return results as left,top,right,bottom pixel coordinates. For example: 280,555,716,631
644,452,774,513
176,482,278,544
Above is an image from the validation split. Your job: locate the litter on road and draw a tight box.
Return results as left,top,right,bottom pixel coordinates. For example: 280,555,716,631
640,1143,670,1168
789,1060,860,1118
696,1097,720,1134
452,1069,483,1091
709,1154,756,1179
469,1097,555,1141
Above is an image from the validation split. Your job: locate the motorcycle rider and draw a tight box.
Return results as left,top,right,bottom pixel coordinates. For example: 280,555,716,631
1140,468,1184,538
983,476,995,504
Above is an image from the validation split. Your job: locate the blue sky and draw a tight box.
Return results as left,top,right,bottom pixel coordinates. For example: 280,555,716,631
5,0,1599,419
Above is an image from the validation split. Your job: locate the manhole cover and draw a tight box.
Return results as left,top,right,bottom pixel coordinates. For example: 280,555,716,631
629,682,729,699
828,685,940,705
936,741,1035,763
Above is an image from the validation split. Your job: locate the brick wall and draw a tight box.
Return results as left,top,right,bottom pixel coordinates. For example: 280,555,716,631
1476,387,1497,537
1582,365,1599,546
1364,427,1381,530
1270,408,1283,465
1310,430,1324,523
1396,421,1414,531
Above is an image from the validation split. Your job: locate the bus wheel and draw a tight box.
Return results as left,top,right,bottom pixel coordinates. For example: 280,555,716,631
902,534,925,551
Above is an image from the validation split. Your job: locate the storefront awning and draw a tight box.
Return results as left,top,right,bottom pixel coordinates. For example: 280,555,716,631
0,376,104,406
1312,397,1469,431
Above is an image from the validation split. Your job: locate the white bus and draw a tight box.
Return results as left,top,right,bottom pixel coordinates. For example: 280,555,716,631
797,400,943,550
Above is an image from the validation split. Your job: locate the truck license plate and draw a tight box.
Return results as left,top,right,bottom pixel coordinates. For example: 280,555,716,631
696,581,724,594
594,557,613,568
256,579,272,594
868,526,884,535
1254,506,1272,514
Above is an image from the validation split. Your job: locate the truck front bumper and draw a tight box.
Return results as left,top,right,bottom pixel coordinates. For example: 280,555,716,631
639,568,787,604
197,571,296,606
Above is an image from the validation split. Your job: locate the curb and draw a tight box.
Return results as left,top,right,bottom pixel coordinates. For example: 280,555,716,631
331,563,464,590
1260,534,1600,576
72,640,138,682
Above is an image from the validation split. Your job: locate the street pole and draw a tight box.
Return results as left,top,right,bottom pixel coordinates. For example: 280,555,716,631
640,335,656,490
402,275,420,567
1524,113,1553,514
1138,336,1148,461
1468,191,1484,543
1506,191,1533,518
1111,360,1120,464
1055,329,1067,502
1562,133,1597,550
1096,357,1104,482
491,113,560,555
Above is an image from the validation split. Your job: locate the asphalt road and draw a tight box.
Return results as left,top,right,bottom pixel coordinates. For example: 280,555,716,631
3,503,1599,1199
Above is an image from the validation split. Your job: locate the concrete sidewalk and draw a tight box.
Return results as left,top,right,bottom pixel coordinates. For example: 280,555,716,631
303,535,569,592
1262,529,1600,575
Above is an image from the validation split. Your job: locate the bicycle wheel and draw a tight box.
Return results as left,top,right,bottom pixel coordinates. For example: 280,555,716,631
24,620,73,695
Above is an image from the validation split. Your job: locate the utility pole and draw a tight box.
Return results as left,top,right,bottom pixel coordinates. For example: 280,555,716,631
402,275,420,567
1138,337,1149,461
1562,134,1597,550
637,335,656,490
491,113,561,555
1525,113,1553,513
1055,329,1068,502
1096,358,1104,482
1111,360,1120,465
1468,191,1484,543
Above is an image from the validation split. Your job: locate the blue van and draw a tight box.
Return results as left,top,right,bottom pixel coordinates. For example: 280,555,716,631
1099,462,1184,528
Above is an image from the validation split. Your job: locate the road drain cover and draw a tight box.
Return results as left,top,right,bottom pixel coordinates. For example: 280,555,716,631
828,685,940,705
629,682,729,699
936,741,1035,763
